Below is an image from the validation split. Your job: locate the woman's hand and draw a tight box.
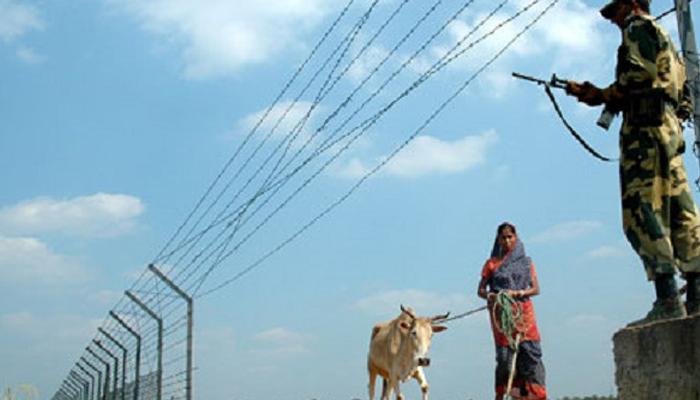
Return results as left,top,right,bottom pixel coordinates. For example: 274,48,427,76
487,292,497,304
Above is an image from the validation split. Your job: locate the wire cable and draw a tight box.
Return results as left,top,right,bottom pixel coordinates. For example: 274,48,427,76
197,0,560,298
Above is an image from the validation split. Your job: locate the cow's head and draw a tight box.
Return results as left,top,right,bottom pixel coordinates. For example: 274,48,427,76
399,305,449,367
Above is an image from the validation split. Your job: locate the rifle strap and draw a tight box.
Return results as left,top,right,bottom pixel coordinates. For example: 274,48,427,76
543,85,616,162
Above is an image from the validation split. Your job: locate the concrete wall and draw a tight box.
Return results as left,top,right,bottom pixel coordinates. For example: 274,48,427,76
613,315,700,400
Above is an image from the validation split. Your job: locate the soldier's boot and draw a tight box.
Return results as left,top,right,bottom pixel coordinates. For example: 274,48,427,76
685,273,700,317
628,273,686,327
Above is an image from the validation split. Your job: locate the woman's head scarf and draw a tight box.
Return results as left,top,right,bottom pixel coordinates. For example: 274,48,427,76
488,224,532,293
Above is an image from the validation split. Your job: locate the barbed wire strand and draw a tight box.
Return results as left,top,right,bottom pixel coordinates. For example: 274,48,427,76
179,0,496,294
197,0,559,298
159,0,381,283
153,0,358,265
187,0,521,295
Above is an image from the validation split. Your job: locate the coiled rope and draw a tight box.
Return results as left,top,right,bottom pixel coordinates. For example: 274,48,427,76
491,291,531,400
491,291,526,350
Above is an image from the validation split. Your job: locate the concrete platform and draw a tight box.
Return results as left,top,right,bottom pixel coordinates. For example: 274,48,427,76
613,314,700,400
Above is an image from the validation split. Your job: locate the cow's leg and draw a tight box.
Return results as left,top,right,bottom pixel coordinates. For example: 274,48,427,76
411,367,429,400
392,377,404,400
368,369,377,400
381,378,391,400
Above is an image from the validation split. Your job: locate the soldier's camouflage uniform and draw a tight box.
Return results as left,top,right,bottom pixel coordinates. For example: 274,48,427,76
602,13,700,280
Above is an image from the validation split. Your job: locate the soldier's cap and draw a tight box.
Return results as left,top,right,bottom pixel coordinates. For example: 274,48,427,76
600,0,650,19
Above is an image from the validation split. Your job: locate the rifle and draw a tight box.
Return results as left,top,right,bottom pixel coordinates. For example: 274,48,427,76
511,71,615,162
513,71,618,130
511,72,568,90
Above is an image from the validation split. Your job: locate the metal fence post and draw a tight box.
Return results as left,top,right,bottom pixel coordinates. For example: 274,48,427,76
55,391,64,400
60,384,77,400
148,263,193,400
86,347,111,400
673,0,700,188
76,362,96,400
93,339,119,400
110,311,141,400
81,357,103,400
125,290,162,400
64,379,81,399
61,386,76,400
98,327,128,400
69,371,89,400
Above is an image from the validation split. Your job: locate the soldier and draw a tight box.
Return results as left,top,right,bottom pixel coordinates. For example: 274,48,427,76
566,0,700,325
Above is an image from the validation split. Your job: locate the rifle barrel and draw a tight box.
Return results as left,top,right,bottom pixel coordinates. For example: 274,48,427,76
512,72,546,85
512,71,568,89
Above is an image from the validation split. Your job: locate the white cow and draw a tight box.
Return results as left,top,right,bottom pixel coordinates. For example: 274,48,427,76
367,305,448,400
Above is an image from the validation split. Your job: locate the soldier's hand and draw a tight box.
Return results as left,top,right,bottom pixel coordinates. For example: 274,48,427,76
565,80,584,96
566,81,604,106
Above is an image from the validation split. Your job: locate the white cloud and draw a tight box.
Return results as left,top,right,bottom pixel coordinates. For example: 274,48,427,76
336,131,497,179
252,327,310,356
434,0,611,97
0,193,144,237
15,45,44,64
0,0,43,43
530,220,603,244
107,0,336,79
0,312,100,341
353,289,479,319
254,327,305,343
0,236,90,285
239,101,320,146
528,0,605,61
347,43,390,84
586,244,632,259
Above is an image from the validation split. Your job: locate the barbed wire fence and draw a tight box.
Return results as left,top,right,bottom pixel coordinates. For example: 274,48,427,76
50,0,560,398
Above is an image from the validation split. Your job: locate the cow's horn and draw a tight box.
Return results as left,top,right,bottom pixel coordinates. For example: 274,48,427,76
400,304,416,320
431,312,450,322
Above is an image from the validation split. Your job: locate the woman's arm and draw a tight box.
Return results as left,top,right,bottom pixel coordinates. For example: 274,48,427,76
477,276,489,300
510,263,540,298
477,276,496,302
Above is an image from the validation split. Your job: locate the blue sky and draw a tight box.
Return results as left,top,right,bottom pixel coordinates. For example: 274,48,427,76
1,0,698,399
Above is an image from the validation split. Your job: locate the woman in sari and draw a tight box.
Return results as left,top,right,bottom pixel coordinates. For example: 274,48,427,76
477,222,547,400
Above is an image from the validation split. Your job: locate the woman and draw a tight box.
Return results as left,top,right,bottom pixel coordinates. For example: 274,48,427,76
477,222,547,400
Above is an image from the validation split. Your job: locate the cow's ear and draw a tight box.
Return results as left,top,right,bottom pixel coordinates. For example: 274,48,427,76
400,321,410,331
432,325,447,333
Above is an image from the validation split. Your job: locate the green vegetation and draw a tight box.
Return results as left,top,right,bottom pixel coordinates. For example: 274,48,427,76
558,396,617,400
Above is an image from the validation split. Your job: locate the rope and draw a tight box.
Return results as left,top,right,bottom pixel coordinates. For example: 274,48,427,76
491,291,525,350
543,85,616,162
491,291,525,400
438,305,488,323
